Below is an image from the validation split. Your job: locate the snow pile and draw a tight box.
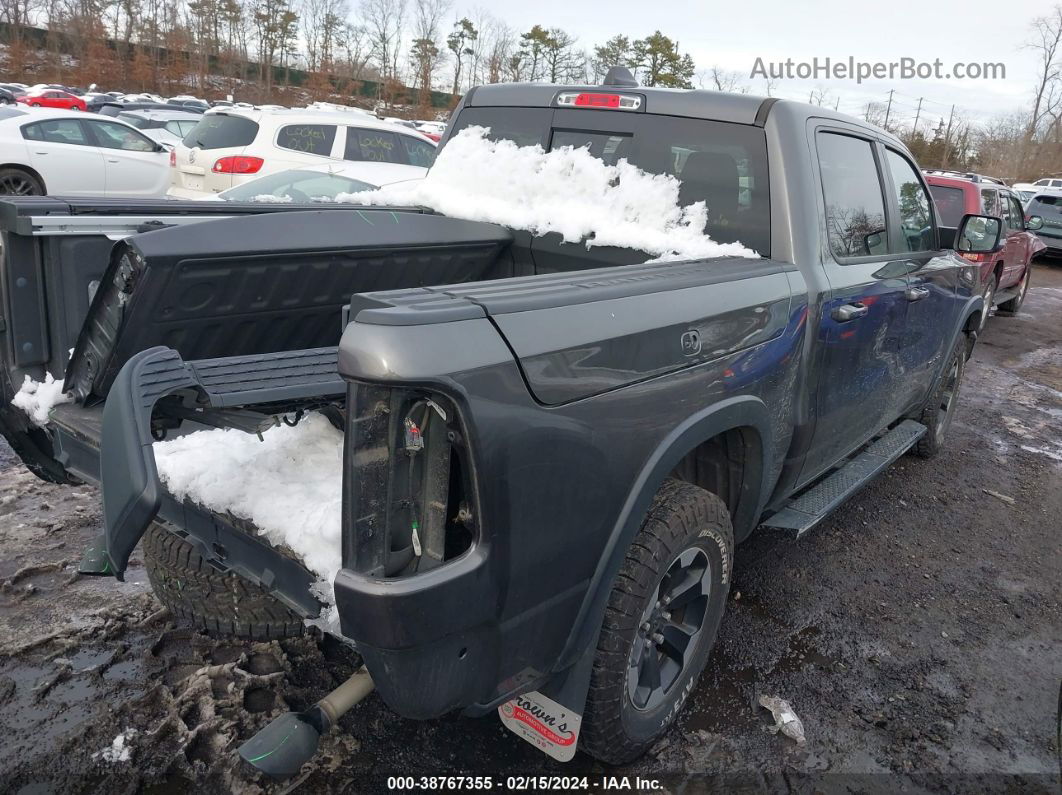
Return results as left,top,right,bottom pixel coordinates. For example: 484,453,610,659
152,414,344,624
337,126,759,262
250,194,293,203
11,373,72,427
94,728,137,763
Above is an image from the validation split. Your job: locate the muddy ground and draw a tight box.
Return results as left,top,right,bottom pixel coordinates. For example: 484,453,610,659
1,264,1060,794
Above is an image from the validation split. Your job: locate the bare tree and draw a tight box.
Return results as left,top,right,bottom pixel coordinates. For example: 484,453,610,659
408,0,448,103
361,0,405,86
699,66,747,93
1025,5,1062,138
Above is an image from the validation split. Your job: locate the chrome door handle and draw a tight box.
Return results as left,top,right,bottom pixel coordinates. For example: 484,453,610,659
831,303,869,322
106,158,119,163
905,286,930,302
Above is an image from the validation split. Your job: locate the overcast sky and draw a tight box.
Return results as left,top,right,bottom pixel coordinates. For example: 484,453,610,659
480,0,1047,126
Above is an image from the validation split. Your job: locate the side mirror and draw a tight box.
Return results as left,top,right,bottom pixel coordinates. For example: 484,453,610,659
956,213,1003,254
863,229,886,254
1026,215,1044,231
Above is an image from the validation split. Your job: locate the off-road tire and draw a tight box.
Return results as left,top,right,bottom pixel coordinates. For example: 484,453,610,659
580,479,733,764
913,335,967,459
996,266,1031,316
143,522,307,639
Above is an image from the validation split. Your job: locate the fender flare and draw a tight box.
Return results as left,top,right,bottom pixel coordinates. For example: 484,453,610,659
956,292,984,357
554,394,774,673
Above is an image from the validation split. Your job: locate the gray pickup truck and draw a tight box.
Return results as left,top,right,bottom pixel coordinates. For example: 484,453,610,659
0,74,1003,771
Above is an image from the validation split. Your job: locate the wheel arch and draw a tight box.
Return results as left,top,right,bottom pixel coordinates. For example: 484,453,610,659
554,395,774,672
0,162,46,194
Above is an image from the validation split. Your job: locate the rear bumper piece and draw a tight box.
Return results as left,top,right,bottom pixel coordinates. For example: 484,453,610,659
333,549,499,718
81,346,343,609
166,186,218,200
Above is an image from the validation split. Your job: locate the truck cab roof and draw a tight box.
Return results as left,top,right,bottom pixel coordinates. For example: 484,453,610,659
463,80,899,142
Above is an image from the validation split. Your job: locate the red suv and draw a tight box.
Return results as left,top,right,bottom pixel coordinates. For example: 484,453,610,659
925,173,1044,330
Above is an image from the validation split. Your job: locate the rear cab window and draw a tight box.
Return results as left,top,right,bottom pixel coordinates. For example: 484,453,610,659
182,114,259,149
448,106,771,256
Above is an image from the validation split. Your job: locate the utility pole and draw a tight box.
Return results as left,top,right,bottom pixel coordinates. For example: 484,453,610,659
883,89,894,131
912,97,923,135
940,104,956,168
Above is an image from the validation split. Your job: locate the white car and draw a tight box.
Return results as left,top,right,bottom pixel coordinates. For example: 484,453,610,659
214,162,426,202
116,109,200,146
414,120,446,136
169,107,437,199
0,106,171,197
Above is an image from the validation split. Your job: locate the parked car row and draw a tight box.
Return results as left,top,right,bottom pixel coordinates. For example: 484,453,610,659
0,104,436,199
169,107,437,199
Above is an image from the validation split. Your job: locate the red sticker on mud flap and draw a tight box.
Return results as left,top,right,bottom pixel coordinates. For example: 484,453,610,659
498,691,581,762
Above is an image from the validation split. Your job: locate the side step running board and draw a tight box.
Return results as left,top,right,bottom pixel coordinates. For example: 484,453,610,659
763,419,927,537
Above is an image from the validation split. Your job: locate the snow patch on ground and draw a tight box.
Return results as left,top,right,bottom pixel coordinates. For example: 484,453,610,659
250,194,293,203
94,728,137,763
152,415,344,614
10,373,72,427
337,126,759,262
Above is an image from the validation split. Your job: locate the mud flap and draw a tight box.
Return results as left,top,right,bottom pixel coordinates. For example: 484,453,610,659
497,628,598,762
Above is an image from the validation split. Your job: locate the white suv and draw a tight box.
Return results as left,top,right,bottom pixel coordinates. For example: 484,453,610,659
169,108,437,199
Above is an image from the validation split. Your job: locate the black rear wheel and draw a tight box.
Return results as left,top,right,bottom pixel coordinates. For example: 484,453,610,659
581,479,733,764
0,168,44,196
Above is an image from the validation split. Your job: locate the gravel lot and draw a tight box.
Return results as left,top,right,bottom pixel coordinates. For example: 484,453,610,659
1,263,1059,793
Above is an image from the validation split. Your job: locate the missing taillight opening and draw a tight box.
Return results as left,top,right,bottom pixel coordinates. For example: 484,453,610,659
345,384,476,579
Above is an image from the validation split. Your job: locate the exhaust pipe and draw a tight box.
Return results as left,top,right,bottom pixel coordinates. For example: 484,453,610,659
238,667,374,778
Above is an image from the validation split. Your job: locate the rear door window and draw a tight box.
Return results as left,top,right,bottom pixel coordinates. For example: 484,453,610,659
21,119,90,145
400,135,436,167
276,124,336,156
883,149,935,253
816,132,888,258
345,128,402,163
980,188,1000,217
182,114,259,149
